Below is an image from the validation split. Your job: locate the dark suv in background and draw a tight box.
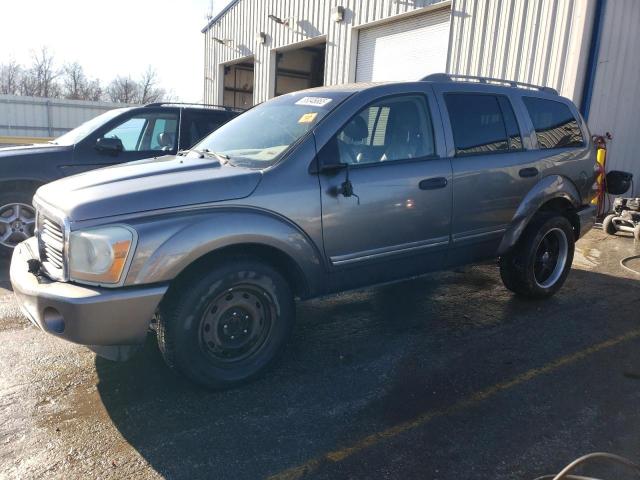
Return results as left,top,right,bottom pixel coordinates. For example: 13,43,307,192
0,103,241,254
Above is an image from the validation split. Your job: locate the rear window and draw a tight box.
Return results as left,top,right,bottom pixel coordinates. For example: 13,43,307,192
523,97,584,149
445,93,522,156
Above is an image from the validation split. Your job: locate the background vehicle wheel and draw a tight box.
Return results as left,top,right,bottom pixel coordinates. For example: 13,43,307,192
157,258,295,389
499,214,575,299
0,189,37,257
634,224,640,242
602,214,617,235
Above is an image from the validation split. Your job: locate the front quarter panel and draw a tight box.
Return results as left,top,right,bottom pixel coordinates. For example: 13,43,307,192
122,208,326,295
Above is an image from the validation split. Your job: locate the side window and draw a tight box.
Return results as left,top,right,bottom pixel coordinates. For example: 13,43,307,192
523,97,584,149
186,113,226,148
498,97,523,150
445,93,522,156
102,112,178,151
150,117,178,150
333,95,435,165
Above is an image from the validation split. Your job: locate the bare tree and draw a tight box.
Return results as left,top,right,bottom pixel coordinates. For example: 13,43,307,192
0,60,22,95
85,79,103,102
61,62,87,99
1,48,170,104
29,47,60,97
139,66,166,104
19,73,39,97
106,76,140,103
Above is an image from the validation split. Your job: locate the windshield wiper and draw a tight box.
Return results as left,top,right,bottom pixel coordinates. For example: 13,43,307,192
178,148,230,163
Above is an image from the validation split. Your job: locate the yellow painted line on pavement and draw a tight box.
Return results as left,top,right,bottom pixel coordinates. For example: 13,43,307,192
268,327,640,480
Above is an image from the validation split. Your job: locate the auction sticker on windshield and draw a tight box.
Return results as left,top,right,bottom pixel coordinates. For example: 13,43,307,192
298,112,318,124
295,97,332,107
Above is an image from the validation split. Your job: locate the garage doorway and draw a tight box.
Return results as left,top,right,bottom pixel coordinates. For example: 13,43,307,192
222,60,254,109
274,43,326,97
356,8,450,82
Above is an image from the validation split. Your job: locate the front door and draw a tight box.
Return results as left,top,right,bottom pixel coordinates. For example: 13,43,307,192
318,92,452,289
65,108,180,176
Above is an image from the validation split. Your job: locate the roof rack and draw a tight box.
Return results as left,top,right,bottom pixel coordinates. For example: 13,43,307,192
421,73,559,95
144,102,245,112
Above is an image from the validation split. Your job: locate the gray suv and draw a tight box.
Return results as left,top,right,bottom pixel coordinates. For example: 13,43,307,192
10,74,597,389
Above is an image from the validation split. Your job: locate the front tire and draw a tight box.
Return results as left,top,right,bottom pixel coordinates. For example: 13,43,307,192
157,258,295,389
500,214,575,299
0,189,37,257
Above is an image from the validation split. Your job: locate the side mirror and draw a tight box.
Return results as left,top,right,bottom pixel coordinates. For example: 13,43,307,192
95,137,124,154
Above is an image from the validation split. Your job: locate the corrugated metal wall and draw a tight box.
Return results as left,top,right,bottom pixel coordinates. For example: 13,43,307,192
447,0,595,102
587,0,640,188
203,0,449,104
0,95,124,138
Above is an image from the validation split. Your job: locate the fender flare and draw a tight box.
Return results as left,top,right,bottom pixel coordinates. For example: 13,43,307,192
126,207,326,297
497,175,581,255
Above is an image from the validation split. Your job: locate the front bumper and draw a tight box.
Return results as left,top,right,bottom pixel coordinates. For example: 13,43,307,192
10,237,167,350
577,204,597,238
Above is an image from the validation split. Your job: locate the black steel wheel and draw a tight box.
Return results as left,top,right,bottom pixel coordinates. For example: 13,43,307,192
157,258,295,389
199,285,274,364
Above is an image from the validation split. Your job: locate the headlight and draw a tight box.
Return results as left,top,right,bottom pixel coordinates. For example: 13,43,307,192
69,226,136,285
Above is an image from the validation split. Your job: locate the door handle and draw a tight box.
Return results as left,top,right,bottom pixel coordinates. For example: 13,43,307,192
419,177,448,190
519,167,539,178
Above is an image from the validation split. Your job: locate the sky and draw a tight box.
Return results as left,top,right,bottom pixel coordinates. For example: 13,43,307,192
0,0,230,102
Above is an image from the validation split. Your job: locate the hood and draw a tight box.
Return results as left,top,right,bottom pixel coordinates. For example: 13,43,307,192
35,155,263,221
0,143,71,158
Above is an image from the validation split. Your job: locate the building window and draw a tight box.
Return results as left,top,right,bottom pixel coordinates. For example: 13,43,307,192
445,93,522,156
523,97,584,149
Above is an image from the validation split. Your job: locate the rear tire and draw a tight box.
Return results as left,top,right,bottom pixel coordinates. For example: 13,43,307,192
602,214,617,235
157,258,295,390
500,214,575,299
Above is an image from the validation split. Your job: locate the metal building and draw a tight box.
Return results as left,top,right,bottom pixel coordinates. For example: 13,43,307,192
203,0,640,183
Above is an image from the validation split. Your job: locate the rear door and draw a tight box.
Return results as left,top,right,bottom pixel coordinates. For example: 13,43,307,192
434,87,540,262
67,108,179,175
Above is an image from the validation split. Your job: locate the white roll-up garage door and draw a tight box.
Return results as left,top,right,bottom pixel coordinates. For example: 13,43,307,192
356,8,451,83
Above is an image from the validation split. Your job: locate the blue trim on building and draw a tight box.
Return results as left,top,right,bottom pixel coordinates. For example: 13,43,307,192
580,0,607,120
201,0,240,33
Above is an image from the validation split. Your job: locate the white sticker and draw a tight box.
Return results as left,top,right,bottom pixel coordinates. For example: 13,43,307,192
295,96,333,107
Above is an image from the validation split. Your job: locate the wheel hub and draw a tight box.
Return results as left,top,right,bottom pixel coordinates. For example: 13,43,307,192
0,203,36,248
534,228,569,289
200,287,272,363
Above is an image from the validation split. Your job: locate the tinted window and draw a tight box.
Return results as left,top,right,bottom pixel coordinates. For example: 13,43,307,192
445,93,521,156
498,97,523,150
185,112,228,148
523,97,584,149
333,95,435,165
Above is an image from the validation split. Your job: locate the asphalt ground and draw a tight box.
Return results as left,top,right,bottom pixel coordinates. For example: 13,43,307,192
1,228,640,479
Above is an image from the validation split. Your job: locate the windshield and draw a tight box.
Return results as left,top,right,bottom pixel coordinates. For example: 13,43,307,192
52,108,131,146
194,91,349,167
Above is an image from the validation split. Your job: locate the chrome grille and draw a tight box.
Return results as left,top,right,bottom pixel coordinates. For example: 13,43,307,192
37,212,66,280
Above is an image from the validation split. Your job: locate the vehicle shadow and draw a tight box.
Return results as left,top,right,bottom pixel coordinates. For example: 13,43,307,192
95,265,640,480
0,256,12,291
